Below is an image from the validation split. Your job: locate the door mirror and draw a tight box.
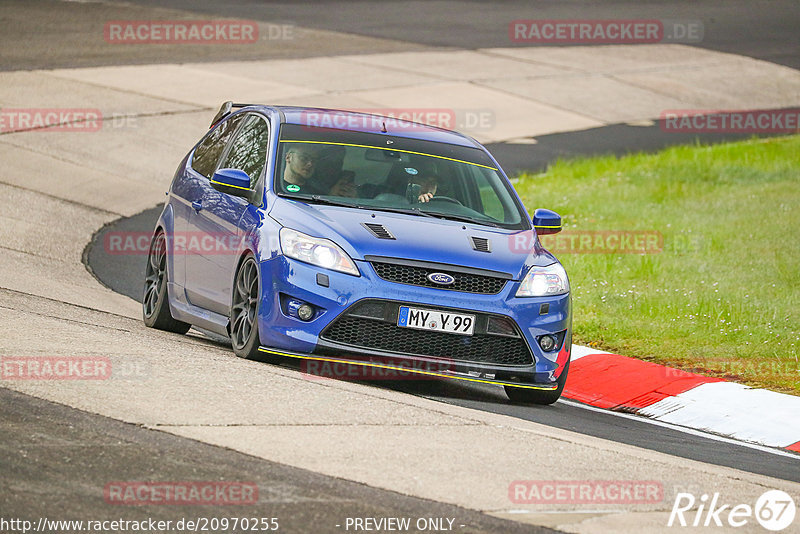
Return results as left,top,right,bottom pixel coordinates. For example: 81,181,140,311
532,208,562,235
211,168,251,198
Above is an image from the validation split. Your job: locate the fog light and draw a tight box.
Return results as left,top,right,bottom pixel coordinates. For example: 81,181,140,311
287,299,315,321
538,334,558,352
297,304,314,321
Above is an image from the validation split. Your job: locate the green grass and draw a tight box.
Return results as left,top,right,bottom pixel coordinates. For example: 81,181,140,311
514,135,800,395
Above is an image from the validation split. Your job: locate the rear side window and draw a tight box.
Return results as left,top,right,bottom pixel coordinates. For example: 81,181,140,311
191,114,245,179
218,115,270,188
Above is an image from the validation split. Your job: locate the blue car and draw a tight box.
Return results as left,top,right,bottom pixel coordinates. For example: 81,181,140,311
143,102,571,404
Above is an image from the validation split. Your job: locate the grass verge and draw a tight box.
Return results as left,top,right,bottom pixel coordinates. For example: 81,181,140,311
514,135,800,395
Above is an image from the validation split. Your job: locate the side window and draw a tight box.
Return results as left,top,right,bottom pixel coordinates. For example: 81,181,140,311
191,114,245,179
218,115,270,188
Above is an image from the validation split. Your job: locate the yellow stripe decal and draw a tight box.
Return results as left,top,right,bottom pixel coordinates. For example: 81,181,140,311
280,139,498,171
257,347,557,390
535,224,562,229
211,179,250,191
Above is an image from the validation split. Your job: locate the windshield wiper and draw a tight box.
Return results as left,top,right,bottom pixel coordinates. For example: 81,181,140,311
281,194,363,209
420,211,503,228
368,205,501,227
311,195,364,208
366,206,438,218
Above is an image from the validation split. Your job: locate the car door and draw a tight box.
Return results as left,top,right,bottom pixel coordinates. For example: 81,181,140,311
171,113,246,297
184,113,270,316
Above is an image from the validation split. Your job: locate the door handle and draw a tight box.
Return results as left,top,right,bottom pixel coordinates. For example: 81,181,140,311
191,201,203,212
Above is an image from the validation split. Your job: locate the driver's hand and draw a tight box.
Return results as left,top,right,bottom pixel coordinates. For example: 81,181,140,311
330,179,356,197
417,192,434,203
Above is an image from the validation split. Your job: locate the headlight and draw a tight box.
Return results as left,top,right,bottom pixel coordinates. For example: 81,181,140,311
279,228,359,276
516,263,569,297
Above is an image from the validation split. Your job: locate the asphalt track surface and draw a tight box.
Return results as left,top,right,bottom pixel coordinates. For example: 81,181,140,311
1,387,555,534
6,0,796,70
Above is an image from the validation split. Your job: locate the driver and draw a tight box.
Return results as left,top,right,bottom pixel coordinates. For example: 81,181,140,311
329,170,357,197
412,174,438,203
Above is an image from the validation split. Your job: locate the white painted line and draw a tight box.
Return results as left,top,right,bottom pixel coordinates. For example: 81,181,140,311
639,382,800,448
558,399,800,460
571,344,612,360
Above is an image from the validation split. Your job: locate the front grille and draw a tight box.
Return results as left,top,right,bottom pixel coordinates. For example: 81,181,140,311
320,300,533,366
371,261,507,294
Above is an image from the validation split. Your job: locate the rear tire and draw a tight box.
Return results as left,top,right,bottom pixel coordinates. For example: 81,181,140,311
505,358,569,405
143,231,192,334
230,255,273,361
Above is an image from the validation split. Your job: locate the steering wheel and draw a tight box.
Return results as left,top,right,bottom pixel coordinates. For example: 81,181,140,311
427,196,462,206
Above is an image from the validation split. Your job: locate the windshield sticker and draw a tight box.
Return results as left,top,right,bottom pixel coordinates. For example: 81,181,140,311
286,184,300,192
405,167,418,175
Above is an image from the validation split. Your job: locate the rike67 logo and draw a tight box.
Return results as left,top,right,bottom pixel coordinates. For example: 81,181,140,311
668,490,796,531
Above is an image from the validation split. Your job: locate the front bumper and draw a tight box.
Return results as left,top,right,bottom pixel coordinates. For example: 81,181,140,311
256,255,571,386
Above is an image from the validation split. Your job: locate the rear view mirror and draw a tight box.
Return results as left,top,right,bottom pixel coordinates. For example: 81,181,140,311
211,168,251,198
365,148,402,161
532,208,562,235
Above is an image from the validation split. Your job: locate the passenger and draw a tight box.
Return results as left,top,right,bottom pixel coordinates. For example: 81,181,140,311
282,144,325,195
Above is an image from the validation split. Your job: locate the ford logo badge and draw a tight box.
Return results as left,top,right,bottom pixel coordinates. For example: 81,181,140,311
427,272,455,285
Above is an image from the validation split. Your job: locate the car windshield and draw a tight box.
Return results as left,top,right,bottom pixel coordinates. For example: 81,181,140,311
274,123,527,229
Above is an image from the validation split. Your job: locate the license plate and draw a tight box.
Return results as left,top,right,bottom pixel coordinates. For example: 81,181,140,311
397,306,475,336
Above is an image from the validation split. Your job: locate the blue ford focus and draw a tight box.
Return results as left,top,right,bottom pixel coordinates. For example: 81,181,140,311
144,103,572,404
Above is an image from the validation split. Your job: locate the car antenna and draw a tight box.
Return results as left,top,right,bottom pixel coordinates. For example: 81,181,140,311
381,121,387,133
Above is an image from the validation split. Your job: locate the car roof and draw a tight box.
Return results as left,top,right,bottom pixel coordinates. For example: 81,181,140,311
253,105,481,148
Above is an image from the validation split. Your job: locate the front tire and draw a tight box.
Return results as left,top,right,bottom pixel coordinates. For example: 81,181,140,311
505,359,569,405
143,231,191,334
230,255,271,361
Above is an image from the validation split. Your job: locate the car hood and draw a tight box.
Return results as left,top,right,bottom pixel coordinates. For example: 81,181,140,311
269,199,557,280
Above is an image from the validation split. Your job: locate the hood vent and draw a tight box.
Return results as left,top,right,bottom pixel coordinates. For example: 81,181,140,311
470,236,491,253
363,223,396,240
